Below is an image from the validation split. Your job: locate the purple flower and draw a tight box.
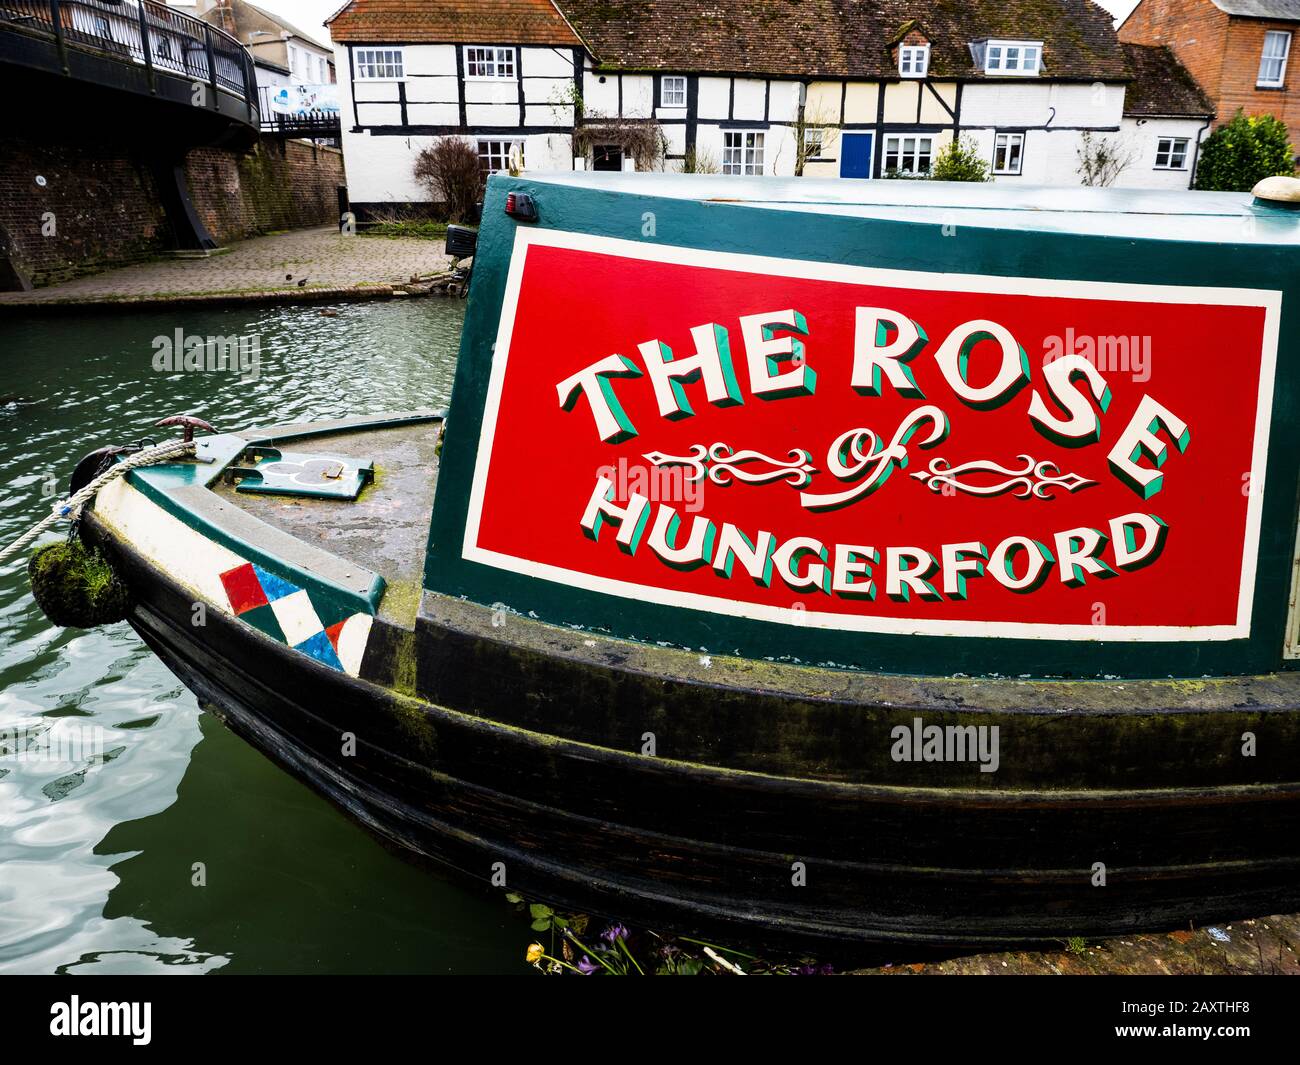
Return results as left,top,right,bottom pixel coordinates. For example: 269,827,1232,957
576,955,600,974
602,923,629,944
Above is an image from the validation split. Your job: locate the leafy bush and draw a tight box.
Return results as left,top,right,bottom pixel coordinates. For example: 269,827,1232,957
1194,111,1297,192
929,137,991,182
413,138,483,223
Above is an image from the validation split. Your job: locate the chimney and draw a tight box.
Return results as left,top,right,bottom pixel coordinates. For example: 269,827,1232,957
200,0,236,35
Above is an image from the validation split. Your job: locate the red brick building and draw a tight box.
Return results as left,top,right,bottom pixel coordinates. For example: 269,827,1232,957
1119,0,1300,151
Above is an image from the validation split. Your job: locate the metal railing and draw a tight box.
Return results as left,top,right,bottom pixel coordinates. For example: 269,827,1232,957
256,83,339,136
0,0,255,101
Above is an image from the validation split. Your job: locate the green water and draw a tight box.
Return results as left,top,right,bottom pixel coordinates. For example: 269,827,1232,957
0,299,525,974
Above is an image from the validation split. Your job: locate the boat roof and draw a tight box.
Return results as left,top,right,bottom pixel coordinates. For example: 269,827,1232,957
519,172,1300,246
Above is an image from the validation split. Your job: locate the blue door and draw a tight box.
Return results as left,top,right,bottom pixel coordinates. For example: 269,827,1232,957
839,133,874,179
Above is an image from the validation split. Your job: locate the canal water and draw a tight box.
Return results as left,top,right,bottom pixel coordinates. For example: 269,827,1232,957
0,299,525,974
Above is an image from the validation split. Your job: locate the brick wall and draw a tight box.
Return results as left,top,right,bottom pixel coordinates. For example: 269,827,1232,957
0,139,167,288
0,136,345,289
186,140,345,245
1120,0,1231,99
1219,19,1300,146
1121,0,1300,146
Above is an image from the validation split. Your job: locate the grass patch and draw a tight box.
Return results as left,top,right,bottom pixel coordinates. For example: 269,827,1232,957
358,221,450,240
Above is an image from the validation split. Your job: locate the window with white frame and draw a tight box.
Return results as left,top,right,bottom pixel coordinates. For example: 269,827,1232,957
803,127,824,160
465,46,515,78
1154,136,1189,170
883,134,933,175
478,140,524,174
899,44,930,78
355,48,403,80
722,131,765,175
993,131,1024,174
1258,30,1291,87
660,75,686,107
982,40,1043,76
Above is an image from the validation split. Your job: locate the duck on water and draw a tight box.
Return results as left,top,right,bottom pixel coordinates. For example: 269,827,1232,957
30,173,1300,946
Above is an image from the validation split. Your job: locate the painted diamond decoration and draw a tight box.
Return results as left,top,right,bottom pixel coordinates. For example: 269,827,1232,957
217,562,372,677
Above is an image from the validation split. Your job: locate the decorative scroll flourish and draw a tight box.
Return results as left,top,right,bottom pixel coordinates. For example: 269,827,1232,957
799,406,950,512
643,443,817,488
910,455,1097,499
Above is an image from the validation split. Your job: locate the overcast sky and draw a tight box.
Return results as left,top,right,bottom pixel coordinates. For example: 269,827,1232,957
257,0,1142,53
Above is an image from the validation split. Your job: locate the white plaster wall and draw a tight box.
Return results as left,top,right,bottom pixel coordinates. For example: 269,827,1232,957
622,75,655,118
341,131,575,203
581,70,620,115
961,127,1099,186
523,48,575,78
843,82,878,124
404,75,458,105
732,78,766,120
960,81,1125,130
697,77,731,120
1114,117,1207,189
524,133,575,171
768,80,801,123
339,130,434,202
692,124,727,169
805,81,843,124
662,121,688,157
464,79,516,105
404,45,456,77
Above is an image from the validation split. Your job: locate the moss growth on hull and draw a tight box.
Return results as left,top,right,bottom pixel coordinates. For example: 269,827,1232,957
28,540,131,628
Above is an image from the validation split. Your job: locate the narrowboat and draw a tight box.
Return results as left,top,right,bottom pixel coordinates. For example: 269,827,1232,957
58,174,1300,945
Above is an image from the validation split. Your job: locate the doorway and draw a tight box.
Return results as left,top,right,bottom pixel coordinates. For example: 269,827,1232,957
592,145,623,171
839,133,874,179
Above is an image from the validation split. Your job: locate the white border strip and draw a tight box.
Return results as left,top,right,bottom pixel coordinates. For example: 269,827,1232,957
463,228,1282,643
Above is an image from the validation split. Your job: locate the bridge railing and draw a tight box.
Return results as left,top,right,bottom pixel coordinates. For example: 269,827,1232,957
256,83,340,136
0,0,255,102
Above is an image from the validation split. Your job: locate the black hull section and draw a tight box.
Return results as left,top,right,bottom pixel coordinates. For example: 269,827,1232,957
99,528,1300,947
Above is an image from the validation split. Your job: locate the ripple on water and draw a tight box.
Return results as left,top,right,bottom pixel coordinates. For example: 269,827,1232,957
1,298,524,974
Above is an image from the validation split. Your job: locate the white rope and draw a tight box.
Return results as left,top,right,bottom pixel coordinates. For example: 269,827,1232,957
0,438,197,564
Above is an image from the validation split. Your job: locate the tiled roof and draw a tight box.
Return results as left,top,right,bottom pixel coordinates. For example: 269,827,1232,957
244,1,332,52
557,0,1131,80
326,0,582,45
1122,43,1214,116
1209,0,1300,18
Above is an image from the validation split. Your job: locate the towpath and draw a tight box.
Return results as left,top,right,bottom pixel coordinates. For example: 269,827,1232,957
0,226,452,309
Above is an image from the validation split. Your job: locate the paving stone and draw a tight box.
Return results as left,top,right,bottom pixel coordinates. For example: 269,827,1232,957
0,226,452,306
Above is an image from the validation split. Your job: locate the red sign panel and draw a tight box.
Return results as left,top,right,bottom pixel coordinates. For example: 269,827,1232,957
463,230,1280,641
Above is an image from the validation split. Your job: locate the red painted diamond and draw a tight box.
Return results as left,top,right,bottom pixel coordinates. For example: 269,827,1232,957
220,563,268,614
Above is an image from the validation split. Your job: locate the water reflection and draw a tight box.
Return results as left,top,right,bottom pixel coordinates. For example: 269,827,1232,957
0,298,524,974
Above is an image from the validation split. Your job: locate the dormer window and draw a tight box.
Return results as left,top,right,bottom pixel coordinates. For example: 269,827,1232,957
899,44,930,78
979,40,1043,76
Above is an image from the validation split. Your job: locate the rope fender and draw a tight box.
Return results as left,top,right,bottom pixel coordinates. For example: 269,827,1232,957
0,437,197,565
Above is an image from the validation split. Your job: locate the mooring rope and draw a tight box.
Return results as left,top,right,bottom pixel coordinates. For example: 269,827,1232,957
0,438,197,565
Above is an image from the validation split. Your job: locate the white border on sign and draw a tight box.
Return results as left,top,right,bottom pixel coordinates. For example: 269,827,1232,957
462,227,1281,642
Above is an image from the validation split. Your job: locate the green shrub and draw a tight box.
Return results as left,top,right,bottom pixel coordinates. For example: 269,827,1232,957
929,137,991,182
1194,111,1297,192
